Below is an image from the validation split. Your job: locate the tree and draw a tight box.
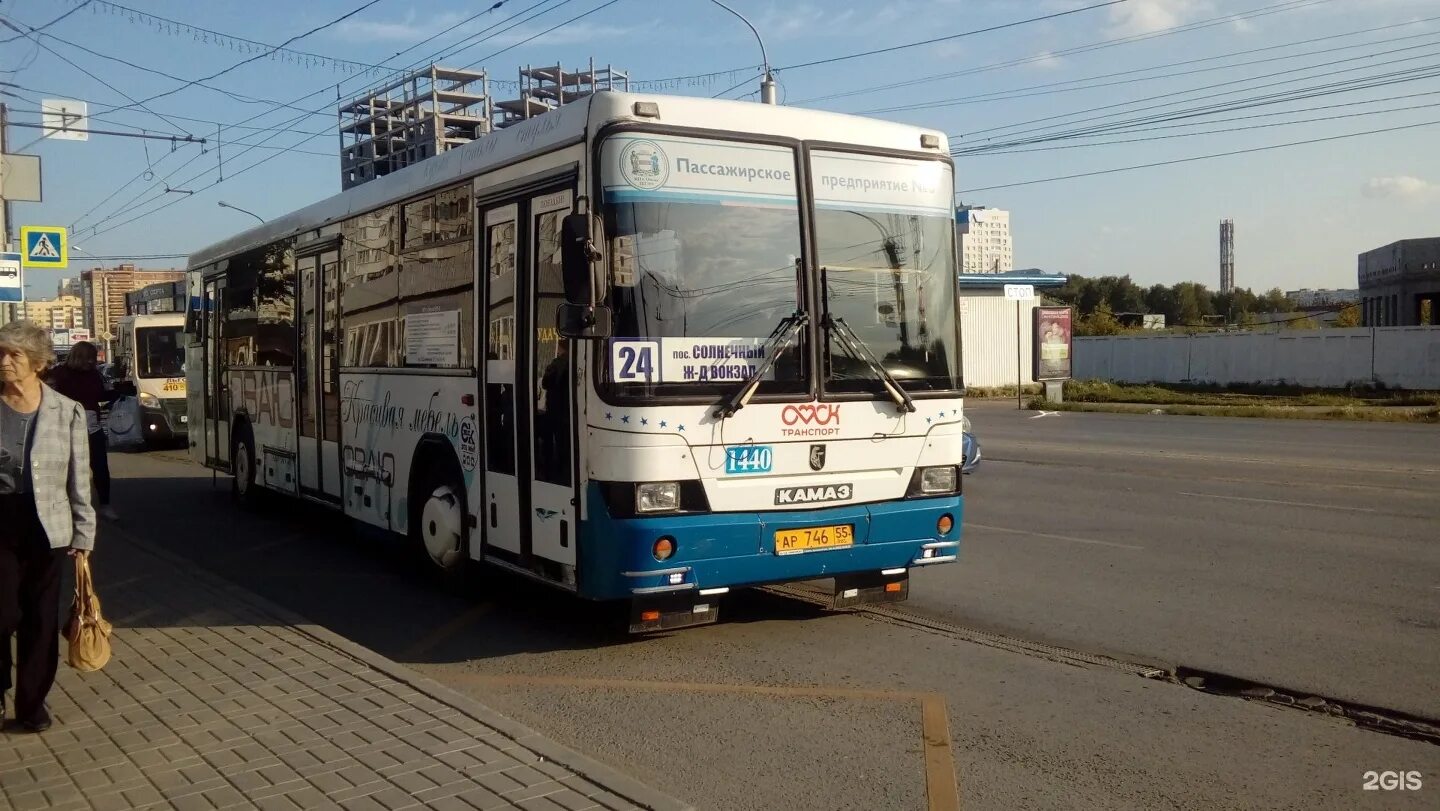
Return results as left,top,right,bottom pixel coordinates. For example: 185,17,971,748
1259,288,1290,313
1145,284,1176,323
1077,302,1124,336
1333,305,1362,328
1173,282,1212,326
1284,313,1319,330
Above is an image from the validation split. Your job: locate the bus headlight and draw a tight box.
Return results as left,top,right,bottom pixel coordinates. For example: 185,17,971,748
636,482,681,513
139,392,160,409
918,466,958,494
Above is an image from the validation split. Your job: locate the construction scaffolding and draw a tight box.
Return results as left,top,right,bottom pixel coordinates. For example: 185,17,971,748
338,66,492,190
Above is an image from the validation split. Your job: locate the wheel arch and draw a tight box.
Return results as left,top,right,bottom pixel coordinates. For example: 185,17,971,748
407,433,468,537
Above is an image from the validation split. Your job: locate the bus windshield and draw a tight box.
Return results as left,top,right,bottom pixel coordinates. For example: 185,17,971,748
601,134,807,396
811,152,960,393
136,326,185,379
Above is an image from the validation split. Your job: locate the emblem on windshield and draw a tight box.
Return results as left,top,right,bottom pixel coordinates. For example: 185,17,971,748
619,139,669,190
809,444,826,471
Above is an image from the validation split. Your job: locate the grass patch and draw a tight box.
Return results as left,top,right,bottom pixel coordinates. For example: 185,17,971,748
1061,379,1440,409
965,384,1044,399
1029,398,1440,424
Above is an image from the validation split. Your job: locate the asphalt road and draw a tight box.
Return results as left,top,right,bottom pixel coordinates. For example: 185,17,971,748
929,400,1440,719
105,428,1439,810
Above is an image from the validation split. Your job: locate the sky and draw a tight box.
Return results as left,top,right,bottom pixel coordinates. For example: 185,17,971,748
2,0,1437,299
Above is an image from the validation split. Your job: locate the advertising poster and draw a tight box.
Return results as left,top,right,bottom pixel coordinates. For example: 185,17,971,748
404,310,460,367
1033,306,1073,382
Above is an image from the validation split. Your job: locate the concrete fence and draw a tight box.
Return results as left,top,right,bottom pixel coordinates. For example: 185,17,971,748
1074,327,1440,389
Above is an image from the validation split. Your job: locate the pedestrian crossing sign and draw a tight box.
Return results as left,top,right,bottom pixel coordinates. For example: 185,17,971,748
21,226,67,269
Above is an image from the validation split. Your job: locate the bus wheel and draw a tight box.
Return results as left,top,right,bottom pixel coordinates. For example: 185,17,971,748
232,427,259,507
416,479,467,577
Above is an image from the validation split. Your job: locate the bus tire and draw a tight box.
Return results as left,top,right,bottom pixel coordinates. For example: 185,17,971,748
411,453,468,582
231,424,260,508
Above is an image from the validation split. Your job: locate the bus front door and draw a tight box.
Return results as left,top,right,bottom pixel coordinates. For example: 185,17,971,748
479,184,578,578
525,189,577,572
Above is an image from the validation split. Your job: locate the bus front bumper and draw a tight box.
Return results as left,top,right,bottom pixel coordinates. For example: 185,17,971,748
141,402,189,442
579,485,963,607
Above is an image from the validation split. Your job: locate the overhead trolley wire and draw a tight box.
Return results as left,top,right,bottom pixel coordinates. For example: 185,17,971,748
950,60,1440,155
857,25,1440,116
949,47,1440,151
104,0,389,114
0,0,93,44
58,0,388,74
954,118,1440,194
459,0,621,71
793,0,1336,106
611,0,1139,92
772,0,1130,72
71,0,562,236
956,99,1440,155
31,30,339,116
0,18,194,136
78,0,597,241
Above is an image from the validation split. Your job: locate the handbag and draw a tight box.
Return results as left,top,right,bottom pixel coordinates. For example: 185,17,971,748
63,554,113,672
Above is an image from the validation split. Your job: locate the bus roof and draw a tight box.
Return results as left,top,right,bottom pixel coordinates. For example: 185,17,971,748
189,92,950,269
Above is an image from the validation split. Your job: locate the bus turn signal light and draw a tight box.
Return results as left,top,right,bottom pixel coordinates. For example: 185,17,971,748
937,514,954,535
885,582,903,593
653,537,675,561
640,610,661,622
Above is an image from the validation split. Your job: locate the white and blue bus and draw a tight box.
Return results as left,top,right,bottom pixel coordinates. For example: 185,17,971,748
185,91,965,631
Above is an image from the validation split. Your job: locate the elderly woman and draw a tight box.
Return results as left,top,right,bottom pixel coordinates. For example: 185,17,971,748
0,321,95,733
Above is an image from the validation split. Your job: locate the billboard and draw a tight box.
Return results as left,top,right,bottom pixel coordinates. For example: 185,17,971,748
1033,306,1074,381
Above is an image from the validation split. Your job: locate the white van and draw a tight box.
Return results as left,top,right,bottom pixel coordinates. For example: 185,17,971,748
111,313,188,443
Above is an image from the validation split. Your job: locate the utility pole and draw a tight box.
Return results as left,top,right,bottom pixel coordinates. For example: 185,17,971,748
1,103,14,326
1,102,12,252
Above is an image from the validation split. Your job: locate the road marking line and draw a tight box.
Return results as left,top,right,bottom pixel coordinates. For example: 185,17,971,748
454,673,962,811
1178,492,1378,513
1004,442,1440,476
921,693,960,811
966,521,1143,550
400,602,493,661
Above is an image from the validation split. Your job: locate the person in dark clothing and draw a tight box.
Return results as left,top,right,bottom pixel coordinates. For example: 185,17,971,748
538,341,571,485
44,342,119,521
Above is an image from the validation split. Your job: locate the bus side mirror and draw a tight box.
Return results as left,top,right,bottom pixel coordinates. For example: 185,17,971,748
557,302,612,340
559,213,610,338
560,213,602,306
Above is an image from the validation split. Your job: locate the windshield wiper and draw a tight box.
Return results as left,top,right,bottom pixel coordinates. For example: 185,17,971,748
712,312,809,419
823,314,916,413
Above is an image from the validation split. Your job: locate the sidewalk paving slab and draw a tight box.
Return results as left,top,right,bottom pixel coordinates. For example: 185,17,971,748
0,526,692,811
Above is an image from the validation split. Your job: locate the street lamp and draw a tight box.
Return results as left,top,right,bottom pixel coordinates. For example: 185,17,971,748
217,200,265,225
706,0,777,104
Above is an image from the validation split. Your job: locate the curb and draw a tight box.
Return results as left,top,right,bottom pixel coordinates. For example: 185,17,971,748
107,521,694,811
